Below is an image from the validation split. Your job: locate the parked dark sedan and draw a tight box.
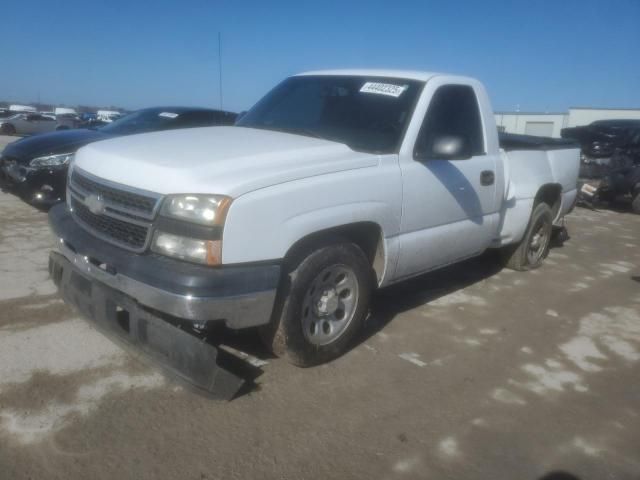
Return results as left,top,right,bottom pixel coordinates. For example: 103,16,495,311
0,107,237,206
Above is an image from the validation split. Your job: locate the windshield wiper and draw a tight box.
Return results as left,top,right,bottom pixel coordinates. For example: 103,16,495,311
239,124,342,145
238,124,324,139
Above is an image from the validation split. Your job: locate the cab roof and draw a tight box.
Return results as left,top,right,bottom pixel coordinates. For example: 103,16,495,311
296,69,442,82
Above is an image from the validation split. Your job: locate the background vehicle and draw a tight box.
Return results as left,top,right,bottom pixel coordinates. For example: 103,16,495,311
54,113,82,130
48,70,580,398
562,120,640,212
0,112,58,135
79,112,98,124
1,107,237,205
97,110,122,122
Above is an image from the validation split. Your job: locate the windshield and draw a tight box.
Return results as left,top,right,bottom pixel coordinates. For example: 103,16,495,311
98,108,184,135
237,75,424,154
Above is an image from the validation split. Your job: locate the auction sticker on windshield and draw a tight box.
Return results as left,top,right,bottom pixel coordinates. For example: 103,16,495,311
159,112,179,118
360,82,408,97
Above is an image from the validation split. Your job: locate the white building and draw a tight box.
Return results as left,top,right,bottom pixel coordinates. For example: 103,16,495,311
495,107,640,138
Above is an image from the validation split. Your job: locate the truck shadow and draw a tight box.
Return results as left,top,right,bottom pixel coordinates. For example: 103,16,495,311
538,472,581,480
422,160,484,224
216,250,507,368
361,230,568,345
208,240,568,398
362,250,503,343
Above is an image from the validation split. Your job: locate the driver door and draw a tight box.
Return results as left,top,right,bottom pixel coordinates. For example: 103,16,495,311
395,83,499,279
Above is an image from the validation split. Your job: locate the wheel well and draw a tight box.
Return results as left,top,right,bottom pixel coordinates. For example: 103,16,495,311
534,184,562,220
284,222,385,283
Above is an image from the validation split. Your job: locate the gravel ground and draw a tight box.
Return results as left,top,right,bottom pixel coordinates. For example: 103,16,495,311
0,135,16,150
0,144,639,479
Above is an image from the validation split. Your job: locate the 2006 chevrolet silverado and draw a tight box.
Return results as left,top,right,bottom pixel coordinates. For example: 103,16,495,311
48,70,580,398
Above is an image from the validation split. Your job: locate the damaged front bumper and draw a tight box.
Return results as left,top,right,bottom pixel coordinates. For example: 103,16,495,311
48,204,281,399
49,252,246,399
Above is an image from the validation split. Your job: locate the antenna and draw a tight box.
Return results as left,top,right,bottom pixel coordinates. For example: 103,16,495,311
218,32,223,110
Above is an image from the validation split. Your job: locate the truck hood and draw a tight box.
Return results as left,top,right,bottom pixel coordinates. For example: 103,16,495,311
73,126,379,197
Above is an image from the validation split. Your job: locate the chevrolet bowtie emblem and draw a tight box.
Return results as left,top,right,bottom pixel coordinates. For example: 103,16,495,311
84,194,106,215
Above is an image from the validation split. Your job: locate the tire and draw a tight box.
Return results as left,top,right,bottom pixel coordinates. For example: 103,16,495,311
261,242,373,367
502,203,553,271
1,123,16,135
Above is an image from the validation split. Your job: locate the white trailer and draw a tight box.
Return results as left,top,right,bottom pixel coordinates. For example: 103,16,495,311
9,104,37,113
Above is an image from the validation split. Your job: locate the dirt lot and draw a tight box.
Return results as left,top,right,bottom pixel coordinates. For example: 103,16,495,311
0,135,16,150
1,135,639,479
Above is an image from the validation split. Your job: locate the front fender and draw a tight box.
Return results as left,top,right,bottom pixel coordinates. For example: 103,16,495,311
221,163,402,266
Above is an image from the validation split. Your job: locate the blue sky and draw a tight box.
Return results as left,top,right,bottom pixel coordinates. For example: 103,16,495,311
2,0,639,113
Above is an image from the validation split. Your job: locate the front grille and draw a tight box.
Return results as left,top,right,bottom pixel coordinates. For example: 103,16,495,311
71,196,149,249
68,168,162,252
70,169,157,218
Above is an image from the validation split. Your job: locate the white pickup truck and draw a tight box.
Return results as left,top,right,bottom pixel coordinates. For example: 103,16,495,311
48,70,579,397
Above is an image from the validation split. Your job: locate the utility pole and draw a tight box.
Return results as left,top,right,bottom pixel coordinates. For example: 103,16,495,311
218,32,223,110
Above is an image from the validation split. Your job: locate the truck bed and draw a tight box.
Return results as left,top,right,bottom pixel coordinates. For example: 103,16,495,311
496,137,580,245
499,132,579,151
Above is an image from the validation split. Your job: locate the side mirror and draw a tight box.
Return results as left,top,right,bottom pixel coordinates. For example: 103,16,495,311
431,135,470,160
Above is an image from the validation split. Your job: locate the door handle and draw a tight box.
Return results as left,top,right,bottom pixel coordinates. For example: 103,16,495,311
480,170,495,186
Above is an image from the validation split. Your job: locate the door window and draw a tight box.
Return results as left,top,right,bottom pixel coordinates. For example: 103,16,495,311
414,85,485,159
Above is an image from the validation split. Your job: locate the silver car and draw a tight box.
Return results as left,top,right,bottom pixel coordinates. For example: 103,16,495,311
0,113,59,135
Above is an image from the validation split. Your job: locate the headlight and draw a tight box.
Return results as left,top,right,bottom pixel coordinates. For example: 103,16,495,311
30,153,74,167
161,194,231,226
151,232,221,266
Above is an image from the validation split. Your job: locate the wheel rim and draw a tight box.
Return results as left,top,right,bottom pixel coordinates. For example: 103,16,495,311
526,218,551,265
301,264,359,346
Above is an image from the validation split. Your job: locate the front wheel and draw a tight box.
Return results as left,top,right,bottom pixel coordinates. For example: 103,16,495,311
261,242,373,367
502,203,553,271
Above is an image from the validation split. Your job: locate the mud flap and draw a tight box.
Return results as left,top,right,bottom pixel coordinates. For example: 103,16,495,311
49,252,245,401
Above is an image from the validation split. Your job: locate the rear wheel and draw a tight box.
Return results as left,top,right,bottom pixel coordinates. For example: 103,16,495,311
503,203,553,271
1,123,16,135
261,242,373,367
